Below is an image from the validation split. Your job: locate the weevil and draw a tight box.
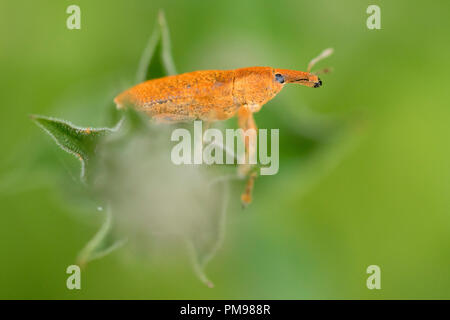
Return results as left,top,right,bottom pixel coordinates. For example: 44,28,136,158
114,48,333,205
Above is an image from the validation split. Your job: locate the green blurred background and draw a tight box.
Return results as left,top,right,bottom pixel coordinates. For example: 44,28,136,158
1,0,450,299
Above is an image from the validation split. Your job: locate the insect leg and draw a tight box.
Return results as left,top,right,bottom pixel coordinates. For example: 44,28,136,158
237,105,257,174
237,105,258,206
241,171,257,207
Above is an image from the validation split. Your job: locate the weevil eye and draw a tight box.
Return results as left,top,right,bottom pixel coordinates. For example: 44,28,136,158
275,73,285,84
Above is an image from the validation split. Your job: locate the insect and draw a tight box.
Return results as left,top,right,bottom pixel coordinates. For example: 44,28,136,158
114,48,333,205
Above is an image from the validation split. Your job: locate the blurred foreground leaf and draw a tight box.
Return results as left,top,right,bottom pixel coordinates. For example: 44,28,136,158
186,180,229,288
77,207,127,267
135,10,231,286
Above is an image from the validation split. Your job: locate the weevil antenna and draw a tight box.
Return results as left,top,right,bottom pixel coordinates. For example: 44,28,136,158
307,48,334,73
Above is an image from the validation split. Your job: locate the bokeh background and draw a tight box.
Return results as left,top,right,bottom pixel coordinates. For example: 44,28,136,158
1,0,450,299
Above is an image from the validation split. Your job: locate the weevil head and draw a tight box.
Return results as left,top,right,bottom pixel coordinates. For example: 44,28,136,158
233,67,322,110
232,67,280,109
273,68,322,88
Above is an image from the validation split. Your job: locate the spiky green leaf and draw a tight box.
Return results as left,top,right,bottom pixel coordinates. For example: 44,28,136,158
31,115,121,181
136,10,177,82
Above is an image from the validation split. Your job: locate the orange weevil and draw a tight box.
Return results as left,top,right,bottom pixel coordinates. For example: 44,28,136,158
114,48,333,205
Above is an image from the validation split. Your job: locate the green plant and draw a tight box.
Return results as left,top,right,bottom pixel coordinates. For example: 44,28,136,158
31,10,360,288
32,11,229,287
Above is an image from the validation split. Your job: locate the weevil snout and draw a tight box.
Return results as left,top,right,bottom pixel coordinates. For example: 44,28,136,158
273,69,322,88
314,78,322,88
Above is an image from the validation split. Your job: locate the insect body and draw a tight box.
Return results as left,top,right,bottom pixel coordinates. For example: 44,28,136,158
114,49,333,205
114,67,322,123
